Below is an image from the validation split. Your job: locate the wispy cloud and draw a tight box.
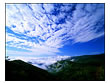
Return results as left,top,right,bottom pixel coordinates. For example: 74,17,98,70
9,55,70,69
6,4,105,56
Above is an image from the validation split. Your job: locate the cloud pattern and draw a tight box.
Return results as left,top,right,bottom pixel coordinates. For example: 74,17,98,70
9,55,71,69
6,3,105,56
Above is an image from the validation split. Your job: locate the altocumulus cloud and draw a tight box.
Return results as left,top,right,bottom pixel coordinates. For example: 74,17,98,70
6,3,105,56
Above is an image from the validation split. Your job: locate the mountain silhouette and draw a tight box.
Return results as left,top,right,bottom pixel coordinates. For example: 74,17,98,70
5,53,105,81
5,60,55,81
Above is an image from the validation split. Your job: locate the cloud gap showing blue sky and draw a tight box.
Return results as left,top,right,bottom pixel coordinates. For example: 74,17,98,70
6,3,105,61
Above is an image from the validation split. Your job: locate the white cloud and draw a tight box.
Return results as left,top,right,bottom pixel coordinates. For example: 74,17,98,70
6,4,104,56
9,55,70,69
43,4,54,13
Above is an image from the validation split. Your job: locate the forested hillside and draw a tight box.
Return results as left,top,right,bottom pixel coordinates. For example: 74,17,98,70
5,54,105,81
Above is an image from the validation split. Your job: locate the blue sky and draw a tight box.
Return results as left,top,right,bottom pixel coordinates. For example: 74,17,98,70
6,3,105,60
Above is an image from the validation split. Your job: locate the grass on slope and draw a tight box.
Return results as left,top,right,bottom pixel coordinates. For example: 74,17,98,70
5,54,105,81
5,60,55,81
48,54,105,81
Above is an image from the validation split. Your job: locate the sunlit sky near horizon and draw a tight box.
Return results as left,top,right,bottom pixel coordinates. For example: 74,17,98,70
6,3,105,61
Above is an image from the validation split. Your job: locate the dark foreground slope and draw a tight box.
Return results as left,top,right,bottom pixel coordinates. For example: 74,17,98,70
5,60,55,81
47,54,105,81
5,54,105,81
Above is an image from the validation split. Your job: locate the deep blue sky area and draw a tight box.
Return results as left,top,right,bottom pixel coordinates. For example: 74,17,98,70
59,36,105,56
6,3,105,60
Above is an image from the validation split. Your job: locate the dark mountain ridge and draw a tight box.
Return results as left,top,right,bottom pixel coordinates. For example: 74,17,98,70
5,60,55,81
5,53,105,81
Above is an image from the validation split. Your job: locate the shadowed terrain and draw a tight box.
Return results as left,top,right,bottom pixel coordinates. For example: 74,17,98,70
5,54,105,81
5,60,55,81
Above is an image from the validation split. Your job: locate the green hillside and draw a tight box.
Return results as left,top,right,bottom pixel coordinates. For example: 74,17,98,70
5,60,55,81
47,54,105,81
5,54,105,81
